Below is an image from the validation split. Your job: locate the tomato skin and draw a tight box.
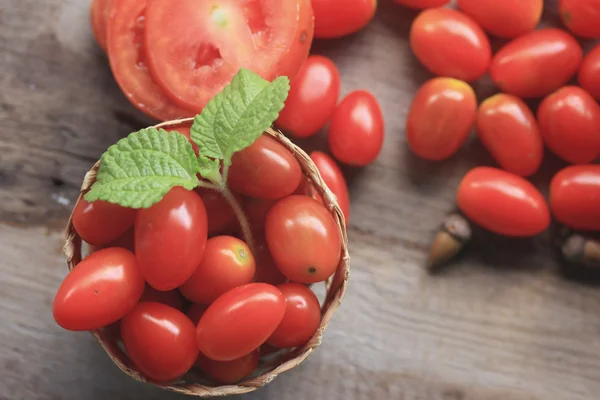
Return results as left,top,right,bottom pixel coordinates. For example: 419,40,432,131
53,248,144,331
73,199,136,247
310,151,350,224
559,0,600,38
456,0,542,38
90,0,112,51
550,165,600,231
186,304,208,325
457,167,550,237
410,8,492,82
195,188,240,235
476,94,543,177
245,198,277,233
196,283,285,361
490,29,583,98
141,285,184,310
253,236,288,285
180,236,255,304
266,196,341,283
579,44,600,101
228,135,302,200
135,187,208,291
196,350,259,384
276,56,341,138
327,90,384,166
121,302,199,382
406,78,476,161
312,0,376,39
392,0,450,9
537,86,600,164
267,283,321,349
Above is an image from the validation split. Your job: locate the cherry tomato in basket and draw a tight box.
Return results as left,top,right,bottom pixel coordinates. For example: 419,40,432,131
253,235,288,285
121,302,199,382
144,0,313,112
490,29,583,98
276,55,341,138
476,93,543,177
266,196,341,283
456,0,542,38
187,304,208,325
72,198,136,247
267,283,321,349
228,135,302,200
135,187,208,291
310,151,350,224
406,78,477,161
559,0,600,38
392,0,449,9
141,285,184,310
197,283,285,361
327,90,384,166
90,0,112,51
410,8,491,82
245,198,277,233
53,248,144,331
579,44,600,101
196,349,260,384
180,236,255,304
195,188,240,235
311,0,376,39
103,228,135,252
537,86,600,164
550,165,600,231
457,167,550,237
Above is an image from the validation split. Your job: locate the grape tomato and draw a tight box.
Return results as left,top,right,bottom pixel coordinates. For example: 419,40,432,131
457,0,542,38
72,198,136,247
196,350,259,384
579,44,600,100
550,165,600,231
559,0,600,38
310,151,350,224
312,0,376,39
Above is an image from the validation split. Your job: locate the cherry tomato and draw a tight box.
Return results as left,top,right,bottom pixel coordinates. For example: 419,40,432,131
228,134,302,199
144,0,313,112
537,86,600,164
550,165,600,231
253,235,287,285
196,350,259,384
141,285,184,310
457,167,550,237
180,236,255,304
406,78,476,161
196,283,285,361
310,151,350,224
490,29,583,98
476,93,543,177
121,302,199,382
559,0,600,38
266,195,341,283
410,8,492,82
456,0,542,38
267,283,321,349
276,55,341,138
245,198,276,233
579,44,600,101
311,0,376,39
90,0,112,51
135,187,208,291
53,248,144,331
195,188,240,235
187,304,208,325
327,90,384,166
392,0,450,9
170,125,199,155
72,198,136,247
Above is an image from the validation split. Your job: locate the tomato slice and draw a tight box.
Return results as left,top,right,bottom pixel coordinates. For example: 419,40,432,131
90,0,113,51
144,0,314,112
107,0,194,121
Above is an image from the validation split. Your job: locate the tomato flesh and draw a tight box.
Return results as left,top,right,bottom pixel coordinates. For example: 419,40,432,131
312,0,376,39
550,165,600,231
559,0,600,38
310,151,350,224
457,0,542,38
73,198,136,247
196,350,259,384
579,44,600,101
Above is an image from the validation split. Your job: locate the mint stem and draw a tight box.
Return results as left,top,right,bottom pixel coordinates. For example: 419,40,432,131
220,185,255,253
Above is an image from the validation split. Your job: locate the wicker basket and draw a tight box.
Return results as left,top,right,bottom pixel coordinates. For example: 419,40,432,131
62,118,350,396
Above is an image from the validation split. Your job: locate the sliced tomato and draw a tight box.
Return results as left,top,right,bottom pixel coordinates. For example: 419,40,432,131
144,0,314,113
107,0,194,121
90,0,113,51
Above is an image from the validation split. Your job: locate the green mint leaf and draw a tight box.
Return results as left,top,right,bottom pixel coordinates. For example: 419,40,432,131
197,156,221,184
84,128,199,208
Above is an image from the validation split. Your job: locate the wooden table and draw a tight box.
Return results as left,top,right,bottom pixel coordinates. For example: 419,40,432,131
2,1,600,399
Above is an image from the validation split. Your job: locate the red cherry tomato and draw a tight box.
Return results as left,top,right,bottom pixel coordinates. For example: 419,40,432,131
141,285,184,310
195,188,240,235
537,86,600,164
196,283,285,361
72,198,136,247
90,0,112,51
266,196,341,283
457,167,550,237
392,0,449,9
53,248,144,331
406,78,477,161
121,302,199,382
327,90,384,166
311,0,376,39
490,29,583,98
253,235,287,285
101,228,136,253
410,8,492,82
187,304,208,325
180,236,255,304
456,0,543,38
267,283,321,349
276,55,341,138
579,44,600,101
245,198,276,233
310,151,350,224
550,165,600,231
135,187,208,291
559,0,600,38
228,134,302,199
196,350,259,384
476,93,543,177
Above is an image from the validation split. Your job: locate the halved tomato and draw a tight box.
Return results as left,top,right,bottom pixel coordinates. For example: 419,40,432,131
90,0,113,51
144,0,314,113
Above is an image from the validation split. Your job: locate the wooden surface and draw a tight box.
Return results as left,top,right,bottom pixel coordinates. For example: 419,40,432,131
2,0,600,399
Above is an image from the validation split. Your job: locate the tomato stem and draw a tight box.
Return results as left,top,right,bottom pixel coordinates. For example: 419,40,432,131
221,185,254,253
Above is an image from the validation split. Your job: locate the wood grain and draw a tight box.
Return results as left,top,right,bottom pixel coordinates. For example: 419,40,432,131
2,0,600,399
